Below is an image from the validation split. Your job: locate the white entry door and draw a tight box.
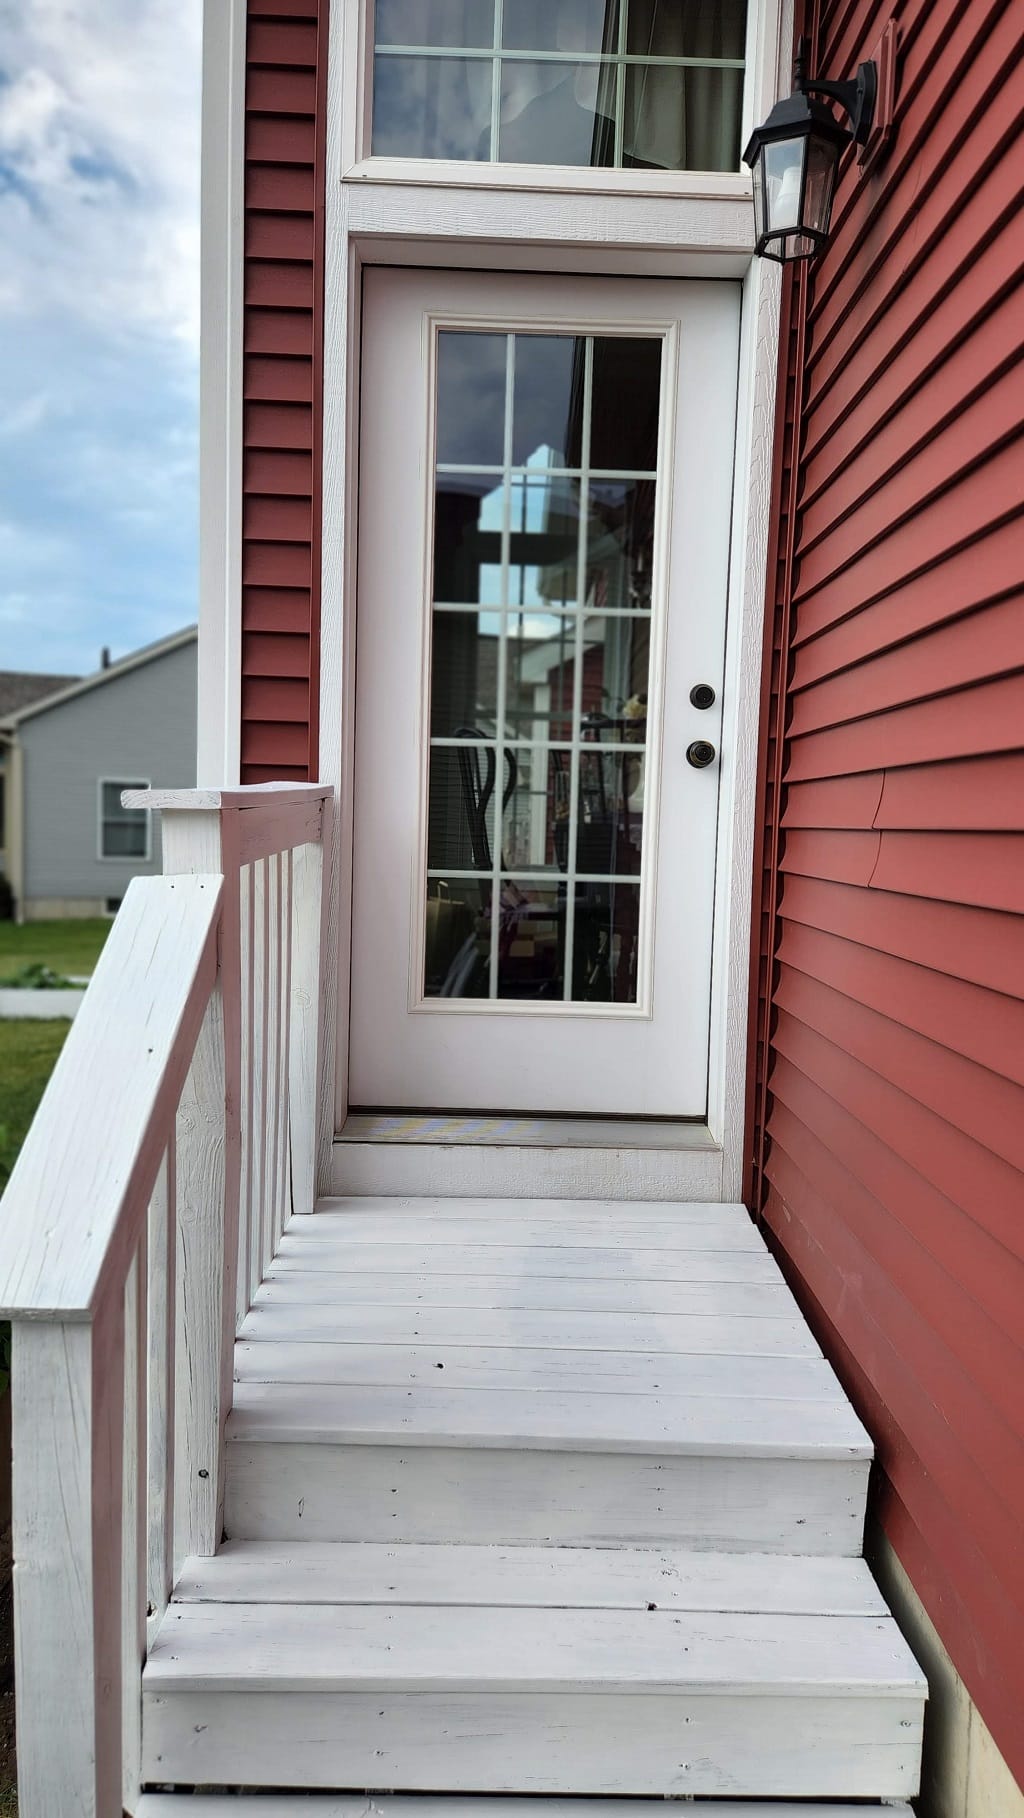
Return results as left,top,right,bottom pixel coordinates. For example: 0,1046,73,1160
349,268,739,1117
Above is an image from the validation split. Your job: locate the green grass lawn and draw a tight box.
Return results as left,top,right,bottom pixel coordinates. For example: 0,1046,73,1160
0,1020,71,1193
0,918,110,983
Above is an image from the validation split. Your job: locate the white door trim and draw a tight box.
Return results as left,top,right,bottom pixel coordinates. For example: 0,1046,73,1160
196,0,246,789
316,0,793,1198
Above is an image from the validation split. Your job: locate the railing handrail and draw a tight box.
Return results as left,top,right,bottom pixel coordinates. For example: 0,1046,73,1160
123,781,332,811
0,872,222,1320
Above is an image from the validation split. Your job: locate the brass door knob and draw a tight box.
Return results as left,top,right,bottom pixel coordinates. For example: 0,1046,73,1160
686,740,717,769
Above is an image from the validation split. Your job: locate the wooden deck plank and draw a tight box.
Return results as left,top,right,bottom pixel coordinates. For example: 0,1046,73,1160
242,1299,821,1358
234,1339,846,1400
272,1238,782,1283
139,1800,914,1817
175,1541,891,1616
312,1197,751,1221
227,1381,870,1458
145,1599,923,1695
301,1205,764,1251
260,1267,795,1317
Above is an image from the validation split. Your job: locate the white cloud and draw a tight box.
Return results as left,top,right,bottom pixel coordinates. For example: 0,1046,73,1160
0,0,201,672
0,0,202,352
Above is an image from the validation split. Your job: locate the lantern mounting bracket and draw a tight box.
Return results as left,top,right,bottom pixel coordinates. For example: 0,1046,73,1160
794,39,878,147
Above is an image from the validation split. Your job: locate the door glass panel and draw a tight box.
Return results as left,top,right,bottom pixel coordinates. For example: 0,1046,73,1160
423,327,661,1005
371,0,748,171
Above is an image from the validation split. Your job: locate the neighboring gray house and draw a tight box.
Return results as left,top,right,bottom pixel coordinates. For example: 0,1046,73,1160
0,627,196,921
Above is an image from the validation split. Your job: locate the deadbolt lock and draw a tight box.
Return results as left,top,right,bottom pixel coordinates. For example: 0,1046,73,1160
686,740,717,769
690,683,716,710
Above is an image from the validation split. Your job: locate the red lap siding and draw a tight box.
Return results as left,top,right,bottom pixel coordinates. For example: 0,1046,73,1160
749,0,1024,1786
241,0,329,782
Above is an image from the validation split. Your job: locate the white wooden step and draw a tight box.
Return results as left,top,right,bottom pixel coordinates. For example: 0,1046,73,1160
262,1265,796,1316
243,1294,823,1355
235,1338,851,1398
176,1539,893,1614
272,1234,784,1280
228,1379,870,1458
140,1799,914,1816
142,1548,925,1797
229,1198,869,1552
225,1380,869,1551
295,1200,766,1250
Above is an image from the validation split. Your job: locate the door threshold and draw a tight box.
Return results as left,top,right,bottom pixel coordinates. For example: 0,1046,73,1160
329,1114,724,1202
338,1112,718,1151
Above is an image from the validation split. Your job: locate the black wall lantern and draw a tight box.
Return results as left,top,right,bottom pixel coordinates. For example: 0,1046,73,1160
742,35,890,262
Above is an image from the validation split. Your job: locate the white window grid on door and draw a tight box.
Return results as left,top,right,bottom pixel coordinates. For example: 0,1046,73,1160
372,0,748,170
424,328,664,1007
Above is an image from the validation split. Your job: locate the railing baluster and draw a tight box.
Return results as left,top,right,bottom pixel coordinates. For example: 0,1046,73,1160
237,861,254,1328
275,848,293,1248
250,857,268,1310
122,1241,147,1812
289,835,326,1218
147,1140,176,1636
264,852,282,1283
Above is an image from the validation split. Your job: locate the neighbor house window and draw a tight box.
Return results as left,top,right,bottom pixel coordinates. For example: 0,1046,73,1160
371,0,748,171
99,781,150,860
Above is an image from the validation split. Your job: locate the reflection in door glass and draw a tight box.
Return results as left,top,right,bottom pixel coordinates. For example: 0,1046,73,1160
424,328,661,1006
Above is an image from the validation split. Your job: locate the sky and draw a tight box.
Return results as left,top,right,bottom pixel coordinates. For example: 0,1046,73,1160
0,0,201,679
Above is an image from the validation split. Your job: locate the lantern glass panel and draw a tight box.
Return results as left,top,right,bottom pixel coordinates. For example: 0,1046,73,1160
761,134,806,231
803,130,840,236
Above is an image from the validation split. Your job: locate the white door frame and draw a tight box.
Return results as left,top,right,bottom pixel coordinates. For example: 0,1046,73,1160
310,0,794,1199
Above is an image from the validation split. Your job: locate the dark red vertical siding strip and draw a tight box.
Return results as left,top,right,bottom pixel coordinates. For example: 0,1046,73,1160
748,0,1024,1789
240,0,329,782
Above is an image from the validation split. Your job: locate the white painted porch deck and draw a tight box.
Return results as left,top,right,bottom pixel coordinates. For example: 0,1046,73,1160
142,1196,925,1806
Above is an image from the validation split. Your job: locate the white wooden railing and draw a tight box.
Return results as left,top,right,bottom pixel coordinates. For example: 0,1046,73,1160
0,783,332,1817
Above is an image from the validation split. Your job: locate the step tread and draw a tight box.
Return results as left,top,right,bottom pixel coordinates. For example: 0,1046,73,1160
234,1339,849,1399
139,1800,914,1816
175,1540,891,1615
241,1299,823,1360
227,1379,871,1458
262,1263,796,1316
302,1202,765,1252
272,1237,783,1283
144,1599,925,1697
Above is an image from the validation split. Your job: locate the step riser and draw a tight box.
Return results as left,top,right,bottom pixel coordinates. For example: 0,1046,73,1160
143,1690,922,1798
225,1444,868,1552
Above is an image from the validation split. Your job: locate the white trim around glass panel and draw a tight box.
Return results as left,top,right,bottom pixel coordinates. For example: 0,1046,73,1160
349,269,739,1117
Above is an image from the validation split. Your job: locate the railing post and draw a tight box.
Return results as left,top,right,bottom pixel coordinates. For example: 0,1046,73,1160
160,807,242,1559
11,1297,124,1817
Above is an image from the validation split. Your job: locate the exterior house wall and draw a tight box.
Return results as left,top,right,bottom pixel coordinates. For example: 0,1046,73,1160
748,0,1024,1794
18,639,197,916
240,0,330,783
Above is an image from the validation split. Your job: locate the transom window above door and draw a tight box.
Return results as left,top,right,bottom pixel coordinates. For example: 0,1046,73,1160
371,0,749,172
